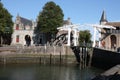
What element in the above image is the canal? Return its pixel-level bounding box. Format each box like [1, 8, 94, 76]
[0, 64, 104, 80]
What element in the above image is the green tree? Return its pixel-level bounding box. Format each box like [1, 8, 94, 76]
[0, 2, 13, 46]
[36, 1, 64, 43]
[79, 30, 92, 46]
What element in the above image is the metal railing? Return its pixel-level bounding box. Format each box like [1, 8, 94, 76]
[106, 30, 120, 34]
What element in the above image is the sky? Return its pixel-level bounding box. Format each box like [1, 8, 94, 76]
[1, 0, 120, 40]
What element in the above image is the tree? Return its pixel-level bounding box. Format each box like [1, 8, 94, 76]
[0, 2, 13, 46]
[79, 30, 92, 46]
[36, 1, 64, 43]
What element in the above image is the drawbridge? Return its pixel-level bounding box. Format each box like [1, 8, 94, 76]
[52, 24, 115, 47]
[51, 33, 67, 46]
[51, 24, 116, 66]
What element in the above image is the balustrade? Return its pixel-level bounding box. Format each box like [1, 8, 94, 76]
[106, 30, 120, 34]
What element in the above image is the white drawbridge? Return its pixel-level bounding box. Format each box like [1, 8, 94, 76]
[57, 24, 80, 46]
[85, 24, 116, 47]
[57, 24, 115, 47]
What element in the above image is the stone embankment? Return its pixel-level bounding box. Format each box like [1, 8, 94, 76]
[0, 46, 76, 64]
[91, 48, 120, 69]
[92, 65, 120, 80]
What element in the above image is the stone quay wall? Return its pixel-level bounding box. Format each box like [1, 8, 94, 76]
[91, 48, 120, 69]
[0, 46, 76, 64]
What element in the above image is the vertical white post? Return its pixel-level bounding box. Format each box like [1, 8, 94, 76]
[76, 32, 79, 46]
[98, 29, 101, 48]
[74, 29, 77, 46]
[67, 28, 71, 46]
[93, 27, 97, 47]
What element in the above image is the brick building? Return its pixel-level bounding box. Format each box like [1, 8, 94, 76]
[100, 11, 120, 49]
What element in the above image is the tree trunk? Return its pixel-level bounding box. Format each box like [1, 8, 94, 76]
[0, 35, 3, 47]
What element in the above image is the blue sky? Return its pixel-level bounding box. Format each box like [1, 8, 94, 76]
[1, 0, 120, 40]
[2, 0, 120, 23]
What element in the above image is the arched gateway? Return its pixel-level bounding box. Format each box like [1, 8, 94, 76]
[25, 35, 31, 46]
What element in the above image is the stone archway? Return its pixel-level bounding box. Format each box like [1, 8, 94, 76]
[110, 35, 116, 49]
[25, 35, 31, 46]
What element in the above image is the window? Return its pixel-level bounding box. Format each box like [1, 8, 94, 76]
[116, 27, 120, 30]
[16, 35, 19, 42]
[16, 24, 19, 30]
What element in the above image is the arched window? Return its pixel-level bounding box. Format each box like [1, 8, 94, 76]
[110, 35, 116, 49]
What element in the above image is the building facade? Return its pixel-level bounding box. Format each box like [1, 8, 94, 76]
[100, 11, 120, 50]
[11, 14, 36, 46]
[11, 14, 72, 46]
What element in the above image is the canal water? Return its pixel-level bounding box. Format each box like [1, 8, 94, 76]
[0, 64, 104, 80]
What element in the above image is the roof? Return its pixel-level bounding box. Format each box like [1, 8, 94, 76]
[100, 11, 120, 27]
[63, 18, 72, 25]
[19, 17, 33, 26]
[105, 22, 120, 27]
[16, 14, 33, 26]
[100, 10, 108, 22]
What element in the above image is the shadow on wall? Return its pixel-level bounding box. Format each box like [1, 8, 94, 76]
[91, 48, 120, 69]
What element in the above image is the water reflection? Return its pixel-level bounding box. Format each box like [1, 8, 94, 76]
[0, 64, 103, 80]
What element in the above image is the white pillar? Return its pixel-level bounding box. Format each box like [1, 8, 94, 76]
[67, 28, 71, 46]
[76, 32, 79, 46]
[98, 29, 101, 47]
[74, 29, 77, 46]
[93, 27, 97, 47]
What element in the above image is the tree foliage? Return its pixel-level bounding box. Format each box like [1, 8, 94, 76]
[0, 2, 13, 45]
[79, 30, 92, 45]
[0, 2, 13, 34]
[35, 1, 64, 42]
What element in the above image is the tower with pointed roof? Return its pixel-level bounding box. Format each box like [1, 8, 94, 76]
[99, 10, 120, 50]
[100, 10, 108, 25]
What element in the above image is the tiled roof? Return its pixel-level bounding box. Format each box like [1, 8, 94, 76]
[20, 17, 32, 26]
[19, 17, 33, 26]
[63, 20, 72, 25]
[63, 18, 72, 25]
[100, 10, 108, 22]
[105, 22, 120, 27]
